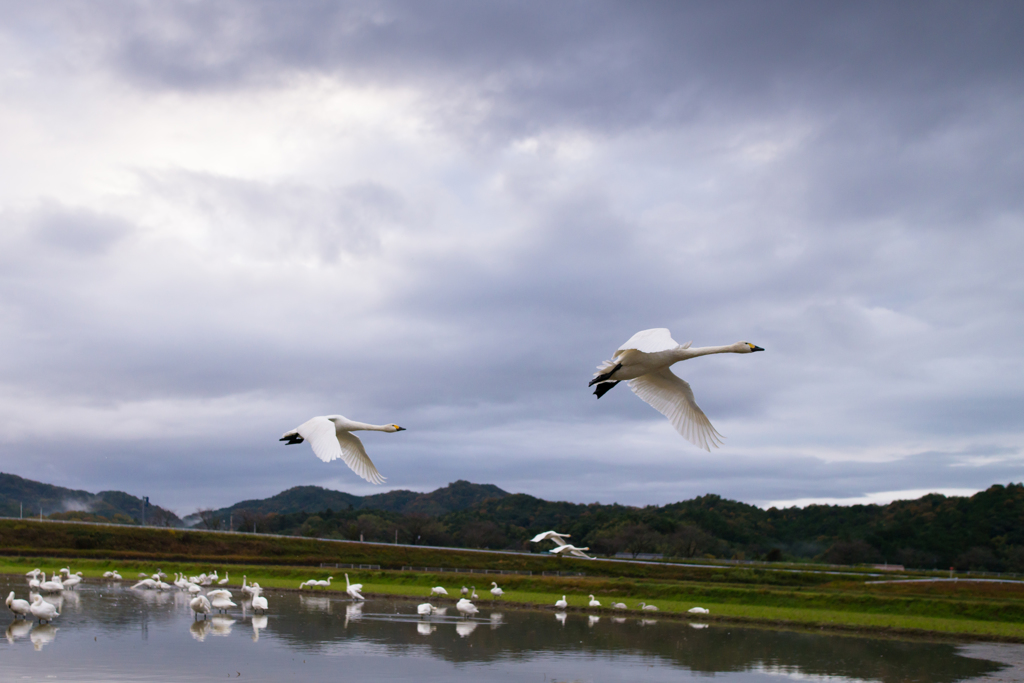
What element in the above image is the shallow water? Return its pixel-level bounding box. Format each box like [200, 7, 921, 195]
[1, 576, 1010, 682]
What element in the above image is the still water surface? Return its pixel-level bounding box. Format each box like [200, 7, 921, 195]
[1, 576, 1009, 682]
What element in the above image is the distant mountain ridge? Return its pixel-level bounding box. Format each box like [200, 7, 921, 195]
[0, 472, 182, 526]
[212, 480, 509, 518]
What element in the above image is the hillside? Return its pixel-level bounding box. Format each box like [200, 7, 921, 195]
[0, 472, 182, 526]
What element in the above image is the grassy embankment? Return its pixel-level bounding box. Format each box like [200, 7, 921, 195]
[3, 519, 1024, 641]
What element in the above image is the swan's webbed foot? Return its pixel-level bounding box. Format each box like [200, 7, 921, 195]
[588, 363, 622, 386]
[593, 381, 620, 399]
[280, 434, 304, 445]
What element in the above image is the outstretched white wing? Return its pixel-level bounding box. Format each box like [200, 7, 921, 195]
[335, 430, 386, 485]
[295, 417, 386, 485]
[629, 368, 724, 451]
[530, 531, 569, 545]
[617, 328, 684, 354]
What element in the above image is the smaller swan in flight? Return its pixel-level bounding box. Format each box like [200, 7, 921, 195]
[590, 329, 763, 451]
[281, 415, 405, 485]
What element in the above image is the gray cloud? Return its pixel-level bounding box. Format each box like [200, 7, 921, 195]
[0, 2, 1021, 513]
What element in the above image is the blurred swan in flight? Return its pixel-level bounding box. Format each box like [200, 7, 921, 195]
[281, 415, 405, 485]
[590, 328, 763, 450]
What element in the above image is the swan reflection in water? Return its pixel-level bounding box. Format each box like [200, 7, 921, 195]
[190, 620, 210, 642]
[455, 621, 478, 638]
[588, 615, 600, 627]
[210, 616, 235, 637]
[416, 622, 435, 636]
[690, 623, 709, 629]
[7, 619, 33, 643]
[300, 595, 332, 613]
[611, 617, 626, 624]
[251, 615, 268, 642]
[343, 603, 362, 628]
[490, 612, 504, 630]
[58, 590, 80, 609]
[554, 611, 567, 627]
[640, 619, 658, 627]
[31, 624, 58, 651]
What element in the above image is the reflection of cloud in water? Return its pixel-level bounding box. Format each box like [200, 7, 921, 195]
[588, 615, 600, 627]
[31, 624, 58, 650]
[417, 622, 435, 636]
[690, 623, 709, 629]
[7, 620, 33, 643]
[456, 621, 478, 638]
[300, 595, 332, 613]
[210, 616, 235, 636]
[555, 612, 567, 627]
[252, 615, 268, 642]
[190, 620, 210, 641]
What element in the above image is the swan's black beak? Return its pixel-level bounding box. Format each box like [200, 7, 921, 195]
[396, 427, 406, 431]
[751, 345, 764, 352]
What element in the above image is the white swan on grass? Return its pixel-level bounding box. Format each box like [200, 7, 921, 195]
[430, 586, 448, 597]
[6, 591, 31, 619]
[638, 602, 659, 611]
[588, 595, 601, 607]
[218, 572, 229, 586]
[554, 595, 568, 610]
[470, 586, 478, 599]
[688, 606, 710, 614]
[312, 577, 333, 590]
[611, 602, 627, 609]
[490, 582, 503, 599]
[590, 329, 763, 451]
[281, 415, 405, 485]
[29, 594, 59, 623]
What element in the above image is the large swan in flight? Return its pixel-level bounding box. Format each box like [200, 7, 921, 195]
[281, 415, 405, 485]
[590, 329, 763, 451]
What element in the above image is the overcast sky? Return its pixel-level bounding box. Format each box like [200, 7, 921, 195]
[1, 1, 1022, 515]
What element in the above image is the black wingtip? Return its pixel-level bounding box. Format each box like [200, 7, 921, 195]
[593, 380, 620, 399]
[280, 435, 304, 445]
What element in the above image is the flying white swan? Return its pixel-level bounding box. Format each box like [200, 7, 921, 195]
[280, 415, 405, 485]
[530, 530, 571, 544]
[549, 544, 593, 559]
[29, 594, 59, 624]
[554, 595, 568, 610]
[6, 592, 31, 619]
[590, 329, 763, 450]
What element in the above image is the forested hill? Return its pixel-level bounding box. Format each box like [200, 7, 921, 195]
[211, 480, 509, 519]
[0, 472, 181, 526]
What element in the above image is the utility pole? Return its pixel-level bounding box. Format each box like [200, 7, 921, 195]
[142, 496, 149, 526]
[229, 513, 233, 531]
[20, 501, 22, 519]
[395, 529, 398, 544]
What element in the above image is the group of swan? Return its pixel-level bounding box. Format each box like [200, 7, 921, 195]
[296, 574, 364, 600]
[530, 530, 593, 559]
[549, 594, 708, 614]
[281, 329, 763, 483]
[417, 581, 505, 618]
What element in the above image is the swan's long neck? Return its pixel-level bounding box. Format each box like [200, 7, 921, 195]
[341, 420, 390, 432]
[674, 343, 742, 360]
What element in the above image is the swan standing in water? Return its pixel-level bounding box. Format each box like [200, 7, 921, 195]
[190, 595, 212, 620]
[455, 598, 478, 616]
[590, 329, 763, 450]
[345, 574, 364, 600]
[39, 574, 65, 593]
[29, 594, 59, 623]
[6, 591, 31, 619]
[251, 594, 269, 613]
[417, 603, 435, 616]
[280, 415, 405, 485]
[62, 572, 83, 590]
